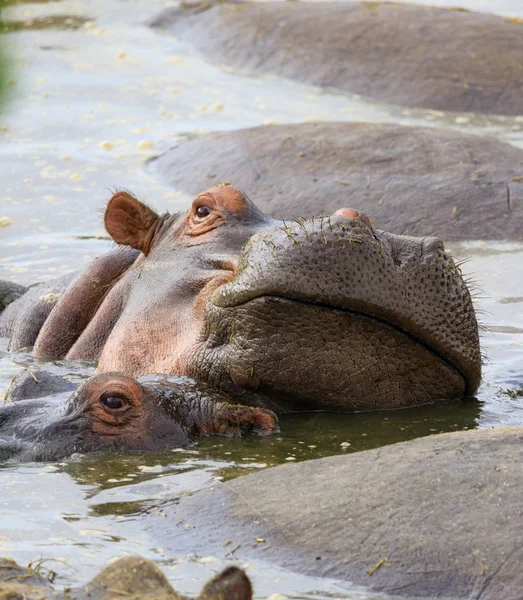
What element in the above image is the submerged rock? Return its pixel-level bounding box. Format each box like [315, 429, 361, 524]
[150, 1, 523, 115]
[0, 556, 252, 600]
[150, 427, 523, 599]
[151, 122, 523, 240]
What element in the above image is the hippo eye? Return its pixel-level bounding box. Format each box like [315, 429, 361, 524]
[196, 205, 212, 219]
[100, 393, 130, 414]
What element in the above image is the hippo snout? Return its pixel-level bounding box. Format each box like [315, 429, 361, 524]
[198, 210, 480, 411]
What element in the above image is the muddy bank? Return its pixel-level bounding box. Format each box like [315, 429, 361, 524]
[151, 2, 523, 116]
[148, 427, 523, 599]
[151, 123, 523, 240]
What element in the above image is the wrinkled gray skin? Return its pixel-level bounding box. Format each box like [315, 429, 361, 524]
[0, 280, 27, 313]
[0, 185, 481, 412]
[151, 123, 523, 241]
[150, 427, 523, 600]
[0, 369, 277, 461]
[0, 556, 252, 600]
[151, 1, 523, 115]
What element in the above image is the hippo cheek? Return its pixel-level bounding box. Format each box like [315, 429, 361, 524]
[95, 269, 236, 377]
[187, 297, 467, 412]
[84, 416, 191, 453]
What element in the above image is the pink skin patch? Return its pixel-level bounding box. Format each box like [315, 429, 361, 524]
[333, 208, 360, 219]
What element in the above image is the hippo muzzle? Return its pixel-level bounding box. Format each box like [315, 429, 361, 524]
[186, 210, 480, 411]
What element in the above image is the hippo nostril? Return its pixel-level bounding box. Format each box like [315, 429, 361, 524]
[333, 208, 373, 230]
[422, 237, 445, 254]
[334, 208, 361, 219]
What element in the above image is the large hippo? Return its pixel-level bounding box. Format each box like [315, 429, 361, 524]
[0, 369, 277, 461]
[0, 555, 252, 600]
[150, 1, 523, 115]
[151, 123, 523, 240]
[149, 427, 523, 600]
[0, 184, 481, 412]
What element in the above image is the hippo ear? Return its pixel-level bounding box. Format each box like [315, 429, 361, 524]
[104, 192, 159, 253]
[199, 567, 252, 600]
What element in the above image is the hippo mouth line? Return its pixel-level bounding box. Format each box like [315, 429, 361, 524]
[224, 294, 468, 391]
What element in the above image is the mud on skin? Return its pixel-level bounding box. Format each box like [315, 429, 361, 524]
[0, 184, 481, 412]
[0, 555, 252, 600]
[150, 1, 523, 115]
[0, 369, 277, 461]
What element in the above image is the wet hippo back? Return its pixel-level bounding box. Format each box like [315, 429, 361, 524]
[149, 427, 523, 600]
[0, 281, 27, 314]
[151, 1, 523, 115]
[151, 123, 523, 240]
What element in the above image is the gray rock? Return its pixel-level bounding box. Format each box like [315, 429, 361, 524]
[150, 1, 523, 115]
[150, 427, 523, 599]
[151, 123, 523, 240]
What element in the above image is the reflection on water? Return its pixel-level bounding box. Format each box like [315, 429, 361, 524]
[55, 398, 483, 488]
[1, 15, 89, 33]
[0, 0, 522, 597]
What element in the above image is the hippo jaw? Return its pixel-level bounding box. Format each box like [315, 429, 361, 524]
[186, 215, 481, 412]
[194, 297, 468, 412]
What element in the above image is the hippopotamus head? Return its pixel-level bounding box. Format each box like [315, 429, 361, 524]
[4, 184, 481, 412]
[0, 370, 277, 461]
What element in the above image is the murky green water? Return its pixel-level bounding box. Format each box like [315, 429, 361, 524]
[0, 0, 522, 597]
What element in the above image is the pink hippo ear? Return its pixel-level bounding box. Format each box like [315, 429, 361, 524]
[104, 192, 159, 254]
[199, 567, 253, 600]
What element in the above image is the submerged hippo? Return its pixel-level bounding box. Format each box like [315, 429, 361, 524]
[151, 1, 523, 115]
[153, 427, 523, 600]
[151, 123, 523, 241]
[0, 370, 277, 461]
[0, 556, 252, 600]
[0, 184, 481, 412]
